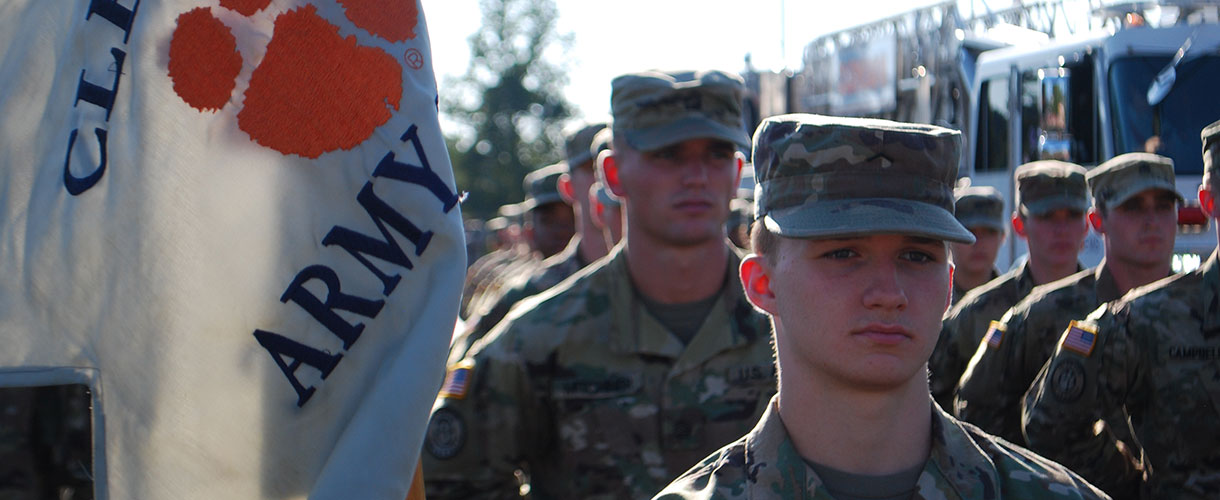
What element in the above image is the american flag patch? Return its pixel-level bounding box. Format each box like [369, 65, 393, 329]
[439, 360, 474, 400]
[1061, 321, 1098, 357]
[984, 321, 1006, 349]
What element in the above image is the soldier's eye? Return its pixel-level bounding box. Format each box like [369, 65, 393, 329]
[902, 250, 936, 263]
[822, 249, 857, 260]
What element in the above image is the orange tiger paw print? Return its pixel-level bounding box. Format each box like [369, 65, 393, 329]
[168, 0, 420, 159]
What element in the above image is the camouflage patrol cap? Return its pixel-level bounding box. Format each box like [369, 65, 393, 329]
[498, 202, 525, 219]
[954, 186, 1006, 232]
[1087, 152, 1181, 210]
[751, 113, 974, 243]
[1203, 120, 1220, 186]
[590, 128, 613, 167]
[564, 122, 608, 169]
[485, 216, 509, 232]
[1014, 160, 1088, 216]
[611, 70, 750, 151]
[522, 162, 568, 211]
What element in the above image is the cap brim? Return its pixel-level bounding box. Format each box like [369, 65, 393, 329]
[763, 198, 976, 244]
[1108, 181, 1183, 207]
[1022, 196, 1089, 216]
[956, 215, 1006, 232]
[622, 116, 750, 151]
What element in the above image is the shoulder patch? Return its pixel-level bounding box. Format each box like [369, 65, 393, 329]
[425, 408, 465, 459]
[1060, 321, 1097, 357]
[438, 360, 474, 399]
[984, 320, 1007, 349]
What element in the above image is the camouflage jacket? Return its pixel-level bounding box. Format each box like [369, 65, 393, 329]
[653, 397, 1109, 499]
[461, 246, 535, 319]
[951, 268, 999, 306]
[422, 245, 776, 500]
[956, 263, 1121, 444]
[930, 261, 1042, 408]
[1024, 251, 1220, 499]
[449, 237, 593, 364]
[465, 254, 540, 320]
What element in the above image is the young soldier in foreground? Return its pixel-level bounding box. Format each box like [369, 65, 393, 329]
[1023, 120, 1220, 499]
[955, 153, 1180, 445]
[654, 114, 1108, 500]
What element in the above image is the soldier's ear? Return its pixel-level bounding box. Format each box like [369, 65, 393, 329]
[1011, 213, 1027, 238]
[1087, 208, 1105, 233]
[734, 152, 745, 190]
[1200, 185, 1217, 218]
[601, 151, 625, 198]
[740, 255, 776, 315]
[945, 263, 955, 315]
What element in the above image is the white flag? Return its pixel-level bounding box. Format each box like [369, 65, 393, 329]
[0, 0, 462, 498]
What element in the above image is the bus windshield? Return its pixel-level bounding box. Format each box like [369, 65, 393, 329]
[1109, 54, 1220, 175]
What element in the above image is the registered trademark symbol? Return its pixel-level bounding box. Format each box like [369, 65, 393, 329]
[404, 48, 424, 70]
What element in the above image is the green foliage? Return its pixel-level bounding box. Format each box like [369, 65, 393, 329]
[443, 0, 574, 220]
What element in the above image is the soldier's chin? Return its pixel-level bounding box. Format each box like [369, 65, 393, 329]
[661, 225, 728, 248]
[841, 362, 927, 394]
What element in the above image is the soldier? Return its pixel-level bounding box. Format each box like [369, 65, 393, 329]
[451, 124, 611, 363]
[422, 70, 775, 499]
[519, 162, 576, 260]
[929, 160, 1090, 407]
[950, 185, 1006, 304]
[1023, 121, 1220, 499]
[462, 164, 573, 325]
[460, 203, 529, 319]
[956, 153, 1180, 445]
[653, 114, 1108, 500]
[560, 122, 613, 261]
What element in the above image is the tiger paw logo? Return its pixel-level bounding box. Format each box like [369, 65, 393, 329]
[168, 0, 419, 159]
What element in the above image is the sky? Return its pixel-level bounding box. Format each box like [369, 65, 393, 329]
[422, 0, 954, 123]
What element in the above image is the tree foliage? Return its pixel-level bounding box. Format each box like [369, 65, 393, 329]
[443, 0, 573, 220]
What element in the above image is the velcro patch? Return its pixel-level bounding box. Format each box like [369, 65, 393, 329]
[1061, 321, 1098, 357]
[984, 320, 1006, 349]
[438, 360, 474, 400]
[425, 408, 465, 460]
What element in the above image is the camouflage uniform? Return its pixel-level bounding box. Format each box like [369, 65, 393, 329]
[955, 263, 1119, 442]
[423, 246, 774, 499]
[448, 237, 592, 365]
[931, 260, 1040, 407]
[930, 161, 1089, 408]
[423, 70, 773, 500]
[461, 204, 533, 319]
[1023, 122, 1220, 499]
[654, 398, 1109, 500]
[462, 164, 569, 323]
[460, 242, 526, 319]
[952, 269, 997, 305]
[1023, 253, 1220, 498]
[957, 153, 1181, 444]
[451, 125, 613, 363]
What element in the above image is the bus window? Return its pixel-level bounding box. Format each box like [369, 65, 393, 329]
[1021, 70, 1041, 165]
[975, 77, 1010, 173]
